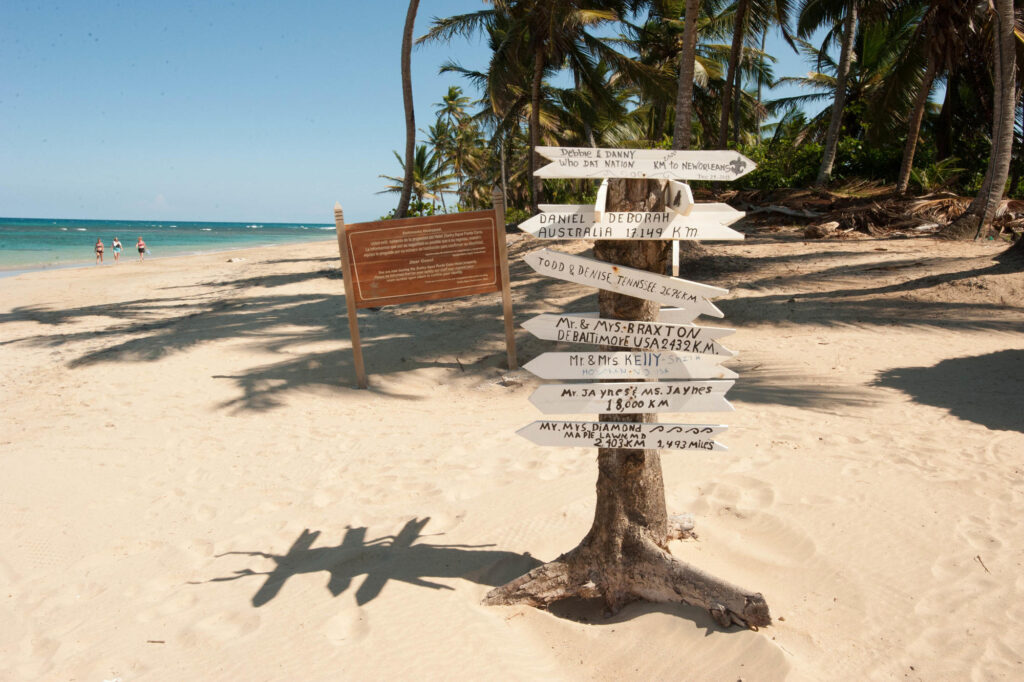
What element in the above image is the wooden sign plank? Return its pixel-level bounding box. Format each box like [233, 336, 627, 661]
[529, 380, 734, 415]
[523, 249, 725, 318]
[522, 313, 736, 356]
[565, 308, 703, 324]
[520, 205, 744, 241]
[594, 178, 609, 222]
[665, 180, 695, 216]
[517, 420, 728, 450]
[523, 351, 738, 380]
[535, 147, 756, 181]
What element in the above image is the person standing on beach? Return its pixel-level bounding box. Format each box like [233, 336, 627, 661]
[112, 237, 122, 263]
[95, 238, 104, 265]
[136, 236, 146, 261]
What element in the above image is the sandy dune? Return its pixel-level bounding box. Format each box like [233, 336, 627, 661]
[1, 227, 1022, 680]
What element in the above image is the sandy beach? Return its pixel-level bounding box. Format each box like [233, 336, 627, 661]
[1, 227, 1022, 681]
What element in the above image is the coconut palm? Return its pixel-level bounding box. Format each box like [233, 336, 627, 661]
[396, 0, 420, 219]
[420, 1, 634, 213]
[379, 145, 457, 213]
[718, 0, 795, 149]
[891, 0, 978, 194]
[795, 0, 864, 185]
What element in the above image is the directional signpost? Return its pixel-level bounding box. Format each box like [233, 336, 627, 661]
[517, 421, 728, 451]
[522, 313, 735, 356]
[523, 248, 725, 319]
[523, 351, 738, 381]
[488, 146, 773, 628]
[529, 380, 733, 415]
[519, 204, 744, 241]
[535, 147, 756, 181]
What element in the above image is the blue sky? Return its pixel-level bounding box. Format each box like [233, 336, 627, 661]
[1, 1, 820, 224]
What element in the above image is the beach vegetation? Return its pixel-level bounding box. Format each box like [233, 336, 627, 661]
[380, 0, 1021, 245]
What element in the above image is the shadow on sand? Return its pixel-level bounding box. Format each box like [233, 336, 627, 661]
[199, 517, 542, 607]
[874, 349, 1024, 433]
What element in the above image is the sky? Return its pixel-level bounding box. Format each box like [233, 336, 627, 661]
[1, 1, 820, 224]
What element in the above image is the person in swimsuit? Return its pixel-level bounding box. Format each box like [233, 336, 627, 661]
[112, 237, 122, 263]
[95, 238, 104, 265]
[137, 236, 146, 261]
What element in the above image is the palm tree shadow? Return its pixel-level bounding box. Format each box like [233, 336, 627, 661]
[198, 518, 542, 607]
[874, 349, 1024, 433]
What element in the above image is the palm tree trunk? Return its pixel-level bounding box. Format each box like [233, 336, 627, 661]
[942, 0, 1018, 240]
[731, 47, 743, 146]
[672, 0, 702, 150]
[528, 46, 545, 214]
[395, 0, 420, 219]
[896, 54, 938, 195]
[975, 0, 1018, 234]
[815, 0, 857, 187]
[718, 0, 748, 149]
[500, 137, 509, 211]
[756, 26, 766, 132]
[935, 68, 956, 160]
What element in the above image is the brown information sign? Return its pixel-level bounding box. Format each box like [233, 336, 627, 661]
[334, 193, 517, 388]
[342, 211, 501, 308]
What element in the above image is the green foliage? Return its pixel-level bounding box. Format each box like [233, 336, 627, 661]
[831, 136, 903, 184]
[740, 140, 823, 190]
[379, 199, 437, 220]
[910, 157, 965, 193]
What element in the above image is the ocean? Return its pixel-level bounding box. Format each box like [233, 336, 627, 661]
[0, 216, 336, 274]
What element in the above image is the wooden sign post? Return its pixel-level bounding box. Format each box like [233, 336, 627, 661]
[334, 188, 516, 388]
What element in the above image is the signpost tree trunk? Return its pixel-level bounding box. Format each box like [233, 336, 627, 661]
[485, 178, 770, 628]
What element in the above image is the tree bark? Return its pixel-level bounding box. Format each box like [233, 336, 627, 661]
[942, 0, 1018, 239]
[815, 0, 857, 187]
[395, 0, 420, 219]
[673, 0, 703, 150]
[718, 0, 748, 149]
[896, 54, 938, 195]
[485, 178, 770, 628]
[528, 46, 545, 214]
[935, 67, 956, 160]
[975, 0, 1017, 233]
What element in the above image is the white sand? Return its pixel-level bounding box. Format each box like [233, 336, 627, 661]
[1, 230, 1022, 680]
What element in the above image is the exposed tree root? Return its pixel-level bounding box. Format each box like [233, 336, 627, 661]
[484, 538, 770, 629]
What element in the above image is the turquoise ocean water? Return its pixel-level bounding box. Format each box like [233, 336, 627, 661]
[0, 216, 336, 274]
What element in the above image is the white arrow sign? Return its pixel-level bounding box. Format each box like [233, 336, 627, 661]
[529, 380, 734, 415]
[517, 420, 729, 450]
[666, 181, 695, 215]
[520, 204, 744, 240]
[523, 351, 738, 381]
[522, 313, 736, 356]
[535, 147, 756, 181]
[523, 249, 726, 319]
[566, 308, 706, 325]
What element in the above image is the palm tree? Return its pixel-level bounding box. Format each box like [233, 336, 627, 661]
[395, 0, 421, 219]
[673, 0, 704, 148]
[420, 1, 629, 213]
[796, 0, 861, 186]
[718, 0, 794, 149]
[893, 0, 976, 194]
[943, 0, 1021, 240]
[379, 145, 457, 213]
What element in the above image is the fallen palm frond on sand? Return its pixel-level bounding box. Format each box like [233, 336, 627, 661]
[717, 186, 1024, 240]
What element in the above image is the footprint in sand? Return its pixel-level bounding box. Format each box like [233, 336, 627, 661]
[322, 608, 371, 645]
[188, 609, 261, 643]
